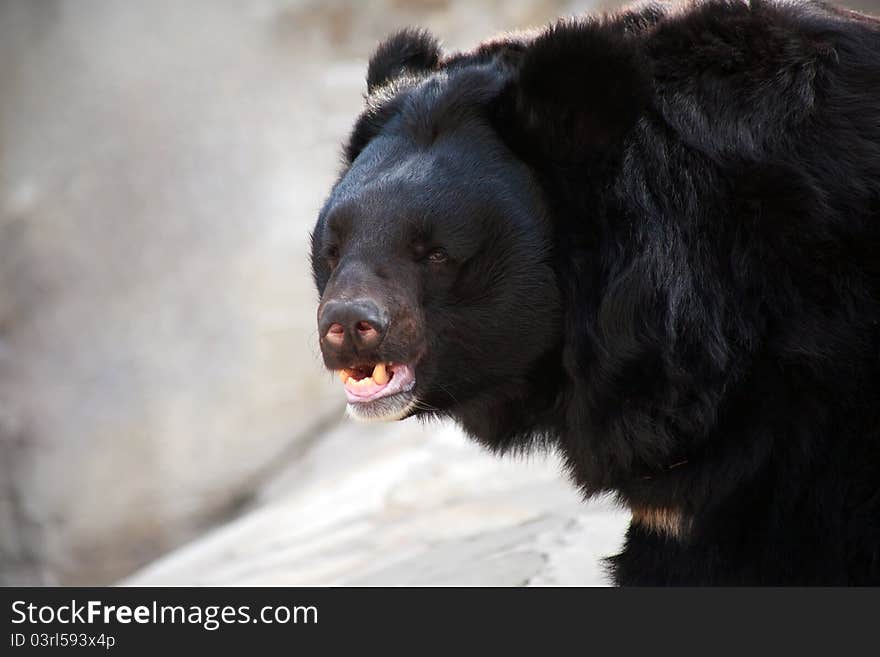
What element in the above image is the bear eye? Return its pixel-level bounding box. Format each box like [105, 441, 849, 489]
[325, 245, 340, 268]
[426, 247, 448, 264]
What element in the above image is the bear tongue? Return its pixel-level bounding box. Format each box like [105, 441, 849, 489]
[343, 367, 392, 400]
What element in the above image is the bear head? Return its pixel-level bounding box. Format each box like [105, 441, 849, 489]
[311, 22, 648, 450]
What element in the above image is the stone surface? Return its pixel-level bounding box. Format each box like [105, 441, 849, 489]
[125, 418, 629, 586]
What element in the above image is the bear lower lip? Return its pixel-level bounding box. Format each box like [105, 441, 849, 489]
[345, 390, 418, 422]
[343, 363, 416, 403]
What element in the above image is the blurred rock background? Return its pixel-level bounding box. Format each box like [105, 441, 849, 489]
[1, 0, 877, 586]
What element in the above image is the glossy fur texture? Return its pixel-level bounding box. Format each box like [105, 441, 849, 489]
[311, 0, 880, 585]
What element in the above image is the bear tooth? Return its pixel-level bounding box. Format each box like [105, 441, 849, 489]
[338, 370, 349, 382]
[373, 363, 389, 385]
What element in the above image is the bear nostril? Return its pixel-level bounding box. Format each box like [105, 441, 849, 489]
[325, 323, 345, 345]
[354, 320, 383, 348]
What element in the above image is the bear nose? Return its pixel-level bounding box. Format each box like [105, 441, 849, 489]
[319, 298, 389, 352]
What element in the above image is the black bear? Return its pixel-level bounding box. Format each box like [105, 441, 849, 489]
[311, 0, 880, 585]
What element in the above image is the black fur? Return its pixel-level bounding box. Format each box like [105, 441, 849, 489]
[312, 0, 880, 585]
[367, 27, 442, 92]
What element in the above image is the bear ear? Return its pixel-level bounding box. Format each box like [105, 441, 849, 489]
[505, 19, 649, 161]
[366, 28, 442, 93]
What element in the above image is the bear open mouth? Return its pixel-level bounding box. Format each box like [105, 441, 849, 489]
[337, 362, 416, 404]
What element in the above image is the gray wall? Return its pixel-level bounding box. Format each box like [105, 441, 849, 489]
[0, 0, 593, 586]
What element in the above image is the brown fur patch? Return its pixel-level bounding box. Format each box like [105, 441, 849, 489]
[630, 506, 690, 540]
